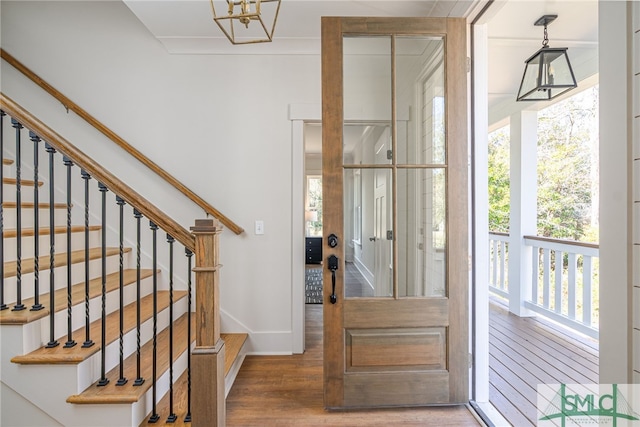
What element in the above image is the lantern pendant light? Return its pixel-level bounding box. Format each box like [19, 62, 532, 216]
[516, 15, 577, 101]
[210, 0, 281, 45]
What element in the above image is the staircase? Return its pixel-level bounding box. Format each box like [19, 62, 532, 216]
[0, 100, 247, 426]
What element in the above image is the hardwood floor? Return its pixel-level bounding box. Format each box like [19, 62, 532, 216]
[489, 299, 599, 426]
[226, 305, 480, 426]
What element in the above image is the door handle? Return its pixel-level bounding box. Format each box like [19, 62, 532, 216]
[327, 254, 338, 304]
[369, 236, 376, 242]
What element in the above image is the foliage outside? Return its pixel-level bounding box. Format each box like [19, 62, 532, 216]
[306, 176, 323, 236]
[488, 86, 599, 243]
[488, 87, 600, 329]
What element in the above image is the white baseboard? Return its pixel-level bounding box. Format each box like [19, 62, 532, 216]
[353, 257, 374, 291]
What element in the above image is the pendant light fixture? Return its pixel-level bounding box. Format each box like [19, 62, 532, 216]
[516, 15, 577, 101]
[210, 0, 281, 45]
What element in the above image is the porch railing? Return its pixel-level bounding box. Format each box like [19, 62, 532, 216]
[488, 232, 599, 339]
[488, 232, 509, 298]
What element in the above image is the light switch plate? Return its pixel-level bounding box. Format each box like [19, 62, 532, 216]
[255, 220, 264, 235]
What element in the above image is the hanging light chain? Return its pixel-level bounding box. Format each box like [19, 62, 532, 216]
[542, 24, 549, 48]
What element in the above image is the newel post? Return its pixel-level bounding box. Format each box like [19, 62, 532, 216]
[190, 219, 225, 426]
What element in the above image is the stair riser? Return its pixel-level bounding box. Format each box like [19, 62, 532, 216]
[8, 275, 155, 355]
[3, 254, 127, 305]
[39, 277, 158, 354]
[134, 347, 190, 426]
[2, 183, 42, 202]
[5, 297, 189, 397]
[78, 297, 189, 394]
[2, 230, 101, 262]
[4, 207, 68, 229]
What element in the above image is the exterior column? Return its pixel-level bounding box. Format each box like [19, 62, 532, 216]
[508, 110, 537, 316]
[190, 219, 225, 427]
[598, 0, 631, 384]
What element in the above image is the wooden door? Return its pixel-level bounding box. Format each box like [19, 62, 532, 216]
[322, 17, 468, 409]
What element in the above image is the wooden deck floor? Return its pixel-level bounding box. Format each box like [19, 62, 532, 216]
[489, 300, 599, 426]
[226, 304, 480, 426]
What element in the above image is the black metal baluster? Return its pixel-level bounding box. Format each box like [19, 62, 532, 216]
[97, 182, 109, 386]
[166, 234, 176, 423]
[184, 249, 193, 423]
[116, 196, 127, 386]
[11, 119, 25, 311]
[148, 221, 159, 423]
[133, 208, 144, 386]
[81, 170, 94, 348]
[29, 132, 44, 311]
[62, 157, 75, 348]
[45, 143, 58, 348]
[0, 110, 7, 311]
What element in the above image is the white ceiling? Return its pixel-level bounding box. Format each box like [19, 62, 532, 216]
[123, 0, 599, 151]
[124, 0, 483, 55]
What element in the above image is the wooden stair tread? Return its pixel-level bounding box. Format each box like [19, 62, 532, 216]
[3, 201, 68, 209]
[4, 225, 101, 238]
[139, 333, 248, 425]
[223, 333, 248, 376]
[0, 268, 155, 324]
[3, 177, 43, 186]
[3, 246, 131, 278]
[3, 158, 14, 165]
[67, 312, 194, 404]
[11, 290, 186, 364]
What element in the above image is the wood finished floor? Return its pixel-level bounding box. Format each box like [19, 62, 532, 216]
[226, 304, 480, 426]
[488, 299, 599, 427]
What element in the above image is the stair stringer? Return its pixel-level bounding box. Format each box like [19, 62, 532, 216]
[2, 377, 65, 426]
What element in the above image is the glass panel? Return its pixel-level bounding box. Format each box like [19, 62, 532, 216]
[396, 168, 446, 297]
[344, 168, 393, 298]
[343, 36, 392, 165]
[305, 176, 322, 237]
[395, 36, 445, 165]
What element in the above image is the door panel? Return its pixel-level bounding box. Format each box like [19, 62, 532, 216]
[346, 327, 447, 370]
[322, 16, 468, 409]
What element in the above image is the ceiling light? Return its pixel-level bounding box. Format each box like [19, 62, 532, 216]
[210, 0, 281, 45]
[516, 15, 577, 102]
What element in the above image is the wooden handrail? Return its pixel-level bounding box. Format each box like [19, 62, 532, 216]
[1, 93, 196, 251]
[1, 49, 244, 235]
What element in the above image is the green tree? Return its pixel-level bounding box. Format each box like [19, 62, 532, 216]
[536, 87, 599, 241]
[488, 126, 511, 233]
[487, 86, 599, 242]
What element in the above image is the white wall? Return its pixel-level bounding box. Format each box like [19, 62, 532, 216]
[1, 0, 320, 354]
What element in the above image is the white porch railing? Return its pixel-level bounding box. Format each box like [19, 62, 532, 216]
[488, 232, 509, 298]
[488, 232, 599, 339]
